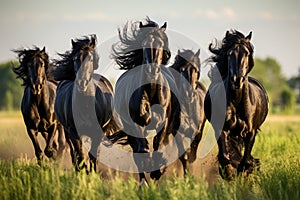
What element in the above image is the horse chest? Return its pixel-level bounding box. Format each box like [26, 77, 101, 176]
[224, 104, 248, 136]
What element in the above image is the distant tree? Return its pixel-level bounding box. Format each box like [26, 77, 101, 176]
[0, 60, 23, 111]
[281, 87, 295, 114]
[250, 57, 295, 113]
[287, 68, 300, 103]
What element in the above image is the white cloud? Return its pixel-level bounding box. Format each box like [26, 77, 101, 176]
[223, 7, 236, 19]
[205, 9, 218, 19]
[259, 11, 273, 20]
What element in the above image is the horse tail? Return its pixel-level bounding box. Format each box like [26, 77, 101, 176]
[106, 130, 128, 145]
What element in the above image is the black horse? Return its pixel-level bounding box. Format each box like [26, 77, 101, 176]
[12, 47, 66, 164]
[112, 18, 181, 185]
[53, 35, 120, 173]
[204, 30, 269, 179]
[169, 49, 207, 175]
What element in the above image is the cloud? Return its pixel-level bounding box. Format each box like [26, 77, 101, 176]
[203, 7, 236, 21]
[223, 7, 236, 19]
[205, 9, 218, 19]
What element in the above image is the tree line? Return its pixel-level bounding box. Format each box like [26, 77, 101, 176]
[0, 57, 298, 113]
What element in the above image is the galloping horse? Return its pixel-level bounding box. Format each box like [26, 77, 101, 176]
[112, 18, 178, 184]
[53, 35, 119, 173]
[169, 49, 206, 175]
[204, 30, 269, 179]
[13, 47, 66, 164]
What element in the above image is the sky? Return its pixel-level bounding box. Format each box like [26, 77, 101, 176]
[0, 0, 300, 80]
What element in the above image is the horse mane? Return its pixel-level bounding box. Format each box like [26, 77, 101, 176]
[112, 17, 171, 70]
[170, 49, 200, 76]
[12, 47, 52, 86]
[208, 29, 254, 82]
[53, 36, 98, 81]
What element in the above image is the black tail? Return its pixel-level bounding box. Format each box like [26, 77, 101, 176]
[106, 130, 128, 145]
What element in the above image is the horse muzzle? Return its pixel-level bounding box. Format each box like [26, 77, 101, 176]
[76, 79, 89, 92]
[145, 64, 160, 80]
[32, 84, 43, 95]
[231, 76, 245, 90]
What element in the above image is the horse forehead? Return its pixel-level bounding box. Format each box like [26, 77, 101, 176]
[30, 55, 44, 68]
[230, 44, 249, 56]
[143, 33, 164, 48]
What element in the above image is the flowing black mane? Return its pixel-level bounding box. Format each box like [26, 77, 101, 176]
[112, 18, 171, 70]
[12, 47, 51, 86]
[53, 36, 99, 81]
[171, 49, 200, 78]
[208, 30, 254, 82]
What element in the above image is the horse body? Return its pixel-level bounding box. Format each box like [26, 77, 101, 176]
[204, 30, 268, 179]
[54, 35, 118, 172]
[112, 18, 174, 184]
[169, 49, 206, 175]
[13, 47, 65, 164]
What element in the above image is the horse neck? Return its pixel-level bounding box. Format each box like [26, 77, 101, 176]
[140, 68, 170, 104]
[226, 76, 249, 106]
[75, 75, 96, 97]
[30, 80, 50, 105]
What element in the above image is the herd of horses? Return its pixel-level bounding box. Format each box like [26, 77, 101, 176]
[12, 18, 268, 184]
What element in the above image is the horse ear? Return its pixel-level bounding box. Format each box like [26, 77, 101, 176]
[139, 22, 144, 28]
[90, 34, 97, 47]
[195, 49, 200, 57]
[177, 49, 180, 55]
[160, 22, 167, 31]
[71, 39, 76, 47]
[246, 31, 252, 42]
[226, 30, 230, 38]
[41, 46, 46, 52]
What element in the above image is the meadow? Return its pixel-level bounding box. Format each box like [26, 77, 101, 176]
[0, 111, 299, 200]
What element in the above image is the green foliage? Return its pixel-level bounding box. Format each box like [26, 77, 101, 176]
[250, 57, 295, 114]
[0, 60, 23, 111]
[280, 87, 295, 114]
[287, 68, 300, 103]
[0, 119, 299, 200]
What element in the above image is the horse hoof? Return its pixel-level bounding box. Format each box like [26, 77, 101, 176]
[150, 169, 162, 180]
[139, 178, 149, 188]
[102, 138, 113, 147]
[220, 164, 235, 180]
[45, 148, 57, 159]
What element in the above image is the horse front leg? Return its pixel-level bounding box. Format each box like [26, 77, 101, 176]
[238, 130, 257, 175]
[56, 124, 68, 158]
[27, 128, 44, 165]
[217, 130, 235, 180]
[218, 130, 230, 163]
[66, 127, 82, 172]
[44, 123, 58, 159]
[150, 122, 168, 180]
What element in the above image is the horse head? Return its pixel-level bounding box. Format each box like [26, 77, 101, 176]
[13, 47, 49, 95]
[140, 21, 170, 80]
[227, 31, 253, 90]
[72, 35, 99, 93]
[172, 49, 200, 98]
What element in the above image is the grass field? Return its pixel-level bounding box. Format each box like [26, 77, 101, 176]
[0, 112, 299, 199]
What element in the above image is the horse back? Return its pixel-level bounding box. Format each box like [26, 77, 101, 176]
[247, 77, 269, 130]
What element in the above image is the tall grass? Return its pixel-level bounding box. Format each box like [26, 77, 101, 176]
[0, 119, 299, 199]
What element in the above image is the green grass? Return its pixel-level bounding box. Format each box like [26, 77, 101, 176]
[0, 116, 299, 199]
